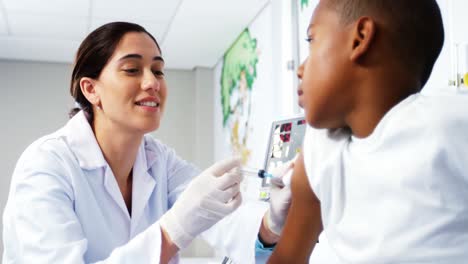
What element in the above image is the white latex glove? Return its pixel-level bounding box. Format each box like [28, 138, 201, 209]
[159, 157, 243, 249]
[265, 159, 295, 236]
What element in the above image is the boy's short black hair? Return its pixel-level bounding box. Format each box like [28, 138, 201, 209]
[324, 0, 444, 89]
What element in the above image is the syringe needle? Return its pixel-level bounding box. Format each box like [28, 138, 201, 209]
[240, 168, 285, 187]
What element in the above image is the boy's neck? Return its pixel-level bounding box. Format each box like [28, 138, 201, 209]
[346, 68, 420, 138]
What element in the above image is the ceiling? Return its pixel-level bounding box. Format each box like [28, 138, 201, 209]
[0, 0, 269, 69]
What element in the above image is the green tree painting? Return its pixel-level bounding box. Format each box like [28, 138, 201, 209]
[220, 28, 259, 163]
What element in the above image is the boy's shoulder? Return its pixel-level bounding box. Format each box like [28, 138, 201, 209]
[303, 91, 468, 154]
[371, 91, 468, 133]
[378, 91, 468, 152]
[403, 91, 468, 130]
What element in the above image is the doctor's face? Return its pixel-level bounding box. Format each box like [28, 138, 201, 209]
[94, 32, 167, 134]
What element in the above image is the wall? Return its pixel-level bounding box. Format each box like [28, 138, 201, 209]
[193, 67, 215, 169]
[424, 0, 452, 92]
[152, 69, 197, 162]
[0, 60, 73, 256]
[160, 66, 216, 258]
[213, 3, 279, 170]
[0, 61, 73, 230]
[179, 67, 217, 258]
[0, 60, 207, 257]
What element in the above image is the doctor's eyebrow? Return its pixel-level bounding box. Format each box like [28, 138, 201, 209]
[118, 54, 165, 62]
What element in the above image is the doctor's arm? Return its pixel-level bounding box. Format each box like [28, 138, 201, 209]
[267, 154, 323, 264]
[8, 145, 242, 264]
[8, 147, 169, 263]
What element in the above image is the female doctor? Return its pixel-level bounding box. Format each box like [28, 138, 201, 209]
[2, 22, 291, 263]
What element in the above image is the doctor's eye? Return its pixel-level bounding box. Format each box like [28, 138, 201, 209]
[152, 70, 165, 77]
[123, 68, 140, 74]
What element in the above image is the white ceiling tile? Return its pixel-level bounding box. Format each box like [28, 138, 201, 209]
[0, 36, 80, 63]
[90, 18, 167, 42]
[3, 0, 89, 16]
[162, 0, 269, 69]
[1, 0, 271, 69]
[8, 13, 88, 41]
[92, 0, 182, 22]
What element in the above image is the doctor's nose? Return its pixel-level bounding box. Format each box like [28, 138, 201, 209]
[141, 71, 161, 92]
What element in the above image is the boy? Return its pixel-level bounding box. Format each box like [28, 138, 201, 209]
[269, 0, 468, 263]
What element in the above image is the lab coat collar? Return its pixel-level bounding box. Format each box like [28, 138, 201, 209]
[102, 141, 157, 224]
[131, 140, 157, 228]
[65, 111, 158, 172]
[65, 111, 107, 170]
[143, 136, 158, 171]
[66, 112, 158, 227]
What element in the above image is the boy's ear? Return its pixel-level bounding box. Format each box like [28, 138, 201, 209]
[350, 17, 376, 62]
[79, 77, 100, 107]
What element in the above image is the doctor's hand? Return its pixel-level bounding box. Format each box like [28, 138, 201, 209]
[160, 157, 243, 249]
[262, 159, 295, 239]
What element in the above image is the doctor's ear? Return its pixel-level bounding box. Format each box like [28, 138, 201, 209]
[79, 77, 101, 107]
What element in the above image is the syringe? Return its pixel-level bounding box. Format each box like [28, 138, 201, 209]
[240, 167, 285, 187]
[240, 167, 272, 178]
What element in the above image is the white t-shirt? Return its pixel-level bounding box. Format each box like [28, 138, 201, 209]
[303, 92, 468, 263]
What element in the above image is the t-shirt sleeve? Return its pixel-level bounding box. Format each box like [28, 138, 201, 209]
[302, 126, 350, 201]
[302, 125, 321, 198]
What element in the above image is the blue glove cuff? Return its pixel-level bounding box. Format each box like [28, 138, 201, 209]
[255, 235, 276, 253]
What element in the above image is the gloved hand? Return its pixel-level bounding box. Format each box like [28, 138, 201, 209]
[264, 159, 295, 236]
[159, 157, 243, 249]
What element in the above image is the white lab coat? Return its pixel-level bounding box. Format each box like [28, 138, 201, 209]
[2, 111, 268, 264]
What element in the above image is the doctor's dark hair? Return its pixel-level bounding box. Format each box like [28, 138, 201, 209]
[323, 0, 444, 89]
[69, 22, 161, 119]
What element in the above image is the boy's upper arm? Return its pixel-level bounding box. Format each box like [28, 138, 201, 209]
[268, 153, 323, 264]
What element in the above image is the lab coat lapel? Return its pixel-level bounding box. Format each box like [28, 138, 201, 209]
[103, 166, 131, 220]
[66, 111, 130, 219]
[66, 111, 107, 169]
[67, 113, 158, 234]
[130, 140, 156, 236]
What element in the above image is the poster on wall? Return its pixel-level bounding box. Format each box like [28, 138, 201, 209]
[214, 4, 275, 170]
[220, 29, 259, 165]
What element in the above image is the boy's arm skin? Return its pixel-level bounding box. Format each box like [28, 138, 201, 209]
[267, 153, 323, 264]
